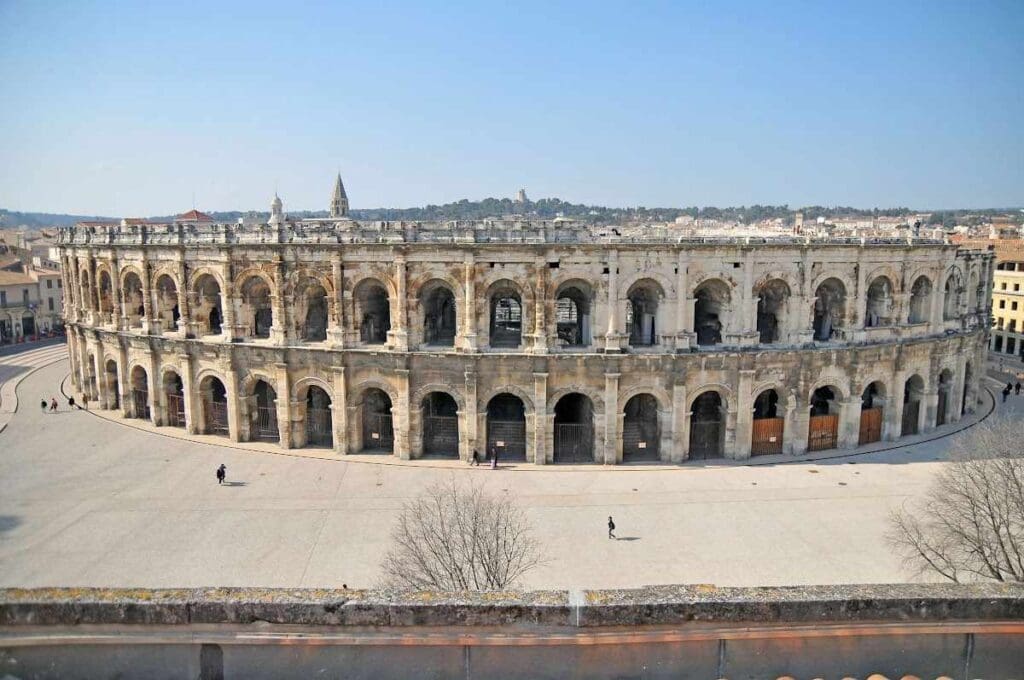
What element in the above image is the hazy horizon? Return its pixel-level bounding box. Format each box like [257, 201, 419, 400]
[2, 1, 1022, 216]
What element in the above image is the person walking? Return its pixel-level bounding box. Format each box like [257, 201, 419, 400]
[1003, 385, 1012, 403]
[608, 516, 616, 540]
[49, 397, 58, 412]
[1016, 382, 1022, 396]
[470, 449, 480, 466]
[40, 398, 47, 413]
[82, 394, 89, 410]
[68, 395, 76, 410]
[216, 464, 226, 485]
[490, 446, 499, 469]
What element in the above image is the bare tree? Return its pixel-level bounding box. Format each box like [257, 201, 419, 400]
[888, 416, 1024, 583]
[380, 479, 543, 590]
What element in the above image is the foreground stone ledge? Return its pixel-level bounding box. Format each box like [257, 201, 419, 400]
[2, 583, 1023, 628]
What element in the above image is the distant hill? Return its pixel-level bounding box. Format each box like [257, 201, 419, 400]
[3, 200, 1021, 229]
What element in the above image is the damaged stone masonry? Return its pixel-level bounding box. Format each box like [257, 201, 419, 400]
[57, 180, 994, 464]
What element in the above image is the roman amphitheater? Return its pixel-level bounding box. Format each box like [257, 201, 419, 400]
[57, 187, 994, 465]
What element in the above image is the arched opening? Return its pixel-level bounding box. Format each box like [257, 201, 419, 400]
[756, 280, 789, 344]
[79, 271, 91, 316]
[251, 379, 279, 441]
[808, 386, 840, 451]
[859, 381, 885, 444]
[751, 389, 784, 455]
[154, 274, 180, 333]
[813, 278, 846, 342]
[486, 393, 526, 461]
[626, 281, 660, 347]
[239, 276, 273, 339]
[694, 279, 730, 346]
[937, 369, 954, 427]
[301, 284, 329, 342]
[943, 275, 960, 321]
[422, 284, 457, 347]
[553, 393, 594, 463]
[689, 391, 724, 459]
[355, 280, 390, 344]
[555, 282, 592, 347]
[122, 272, 144, 328]
[622, 394, 660, 462]
[163, 371, 185, 428]
[421, 392, 459, 457]
[129, 365, 150, 420]
[489, 286, 522, 348]
[305, 385, 333, 448]
[193, 274, 223, 336]
[360, 388, 394, 453]
[962, 362, 973, 415]
[103, 359, 120, 409]
[908, 276, 932, 324]
[21, 311, 35, 338]
[902, 375, 925, 436]
[85, 353, 98, 399]
[97, 271, 113, 319]
[0, 317, 10, 344]
[199, 376, 228, 436]
[864, 276, 894, 327]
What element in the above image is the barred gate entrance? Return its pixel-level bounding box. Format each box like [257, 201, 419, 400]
[255, 406, 279, 441]
[553, 393, 594, 463]
[807, 414, 838, 451]
[751, 417, 784, 455]
[936, 390, 948, 427]
[204, 400, 229, 435]
[688, 391, 723, 460]
[622, 394, 659, 462]
[486, 419, 526, 460]
[166, 394, 186, 428]
[422, 392, 459, 457]
[902, 400, 920, 436]
[306, 407, 332, 447]
[131, 388, 150, 420]
[859, 407, 883, 445]
[362, 413, 394, 451]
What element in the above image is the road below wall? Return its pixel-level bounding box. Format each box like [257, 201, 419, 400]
[1, 353, 1023, 591]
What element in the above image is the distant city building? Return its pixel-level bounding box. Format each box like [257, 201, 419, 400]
[0, 259, 63, 343]
[515, 188, 528, 203]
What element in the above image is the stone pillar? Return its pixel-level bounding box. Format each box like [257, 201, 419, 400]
[734, 369, 754, 459]
[270, 260, 287, 345]
[388, 256, 409, 351]
[672, 383, 687, 462]
[460, 253, 478, 352]
[91, 345, 103, 404]
[922, 389, 938, 433]
[675, 251, 691, 351]
[180, 353, 197, 434]
[462, 369, 478, 461]
[176, 260, 191, 336]
[327, 256, 345, 348]
[140, 259, 154, 335]
[225, 363, 242, 442]
[604, 372, 619, 464]
[117, 344, 131, 418]
[395, 368, 411, 458]
[782, 398, 796, 455]
[331, 367, 348, 454]
[531, 259, 548, 353]
[533, 372, 548, 464]
[885, 372, 905, 441]
[604, 250, 623, 352]
[146, 349, 162, 425]
[839, 396, 861, 448]
[275, 362, 292, 448]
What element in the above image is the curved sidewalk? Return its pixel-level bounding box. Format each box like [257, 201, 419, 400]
[0, 340, 70, 434]
[61, 365, 999, 472]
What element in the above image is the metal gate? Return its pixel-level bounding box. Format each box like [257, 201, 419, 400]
[936, 390, 948, 427]
[166, 394, 185, 428]
[487, 419, 526, 461]
[622, 421, 659, 461]
[204, 400, 229, 435]
[688, 419, 722, 460]
[131, 388, 150, 420]
[858, 407, 882, 445]
[807, 414, 839, 452]
[423, 415, 459, 456]
[554, 423, 593, 463]
[751, 417, 784, 455]
[255, 406, 279, 441]
[902, 400, 920, 436]
[363, 413, 394, 452]
[306, 407, 333, 447]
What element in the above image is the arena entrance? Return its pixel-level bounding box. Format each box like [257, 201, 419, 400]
[164, 371, 185, 428]
[688, 391, 724, 459]
[902, 375, 924, 436]
[104, 359, 120, 410]
[200, 376, 229, 436]
[130, 365, 150, 420]
[361, 388, 394, 453]
[622, 394, 659, 462]
[859, 382, 884, 445]
[936, 369, 953, 426]
[554, 393, 594, 464]
[807, 386, 840, 452]
[751, 389, 783, 455]
[305, 386, 333, 448]
[422, 392, 459, 458]
[252, 380, 279, 441]
[486, 393, 526, 461]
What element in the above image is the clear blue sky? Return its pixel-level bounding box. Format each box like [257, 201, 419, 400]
[1, 0, 1022, 216]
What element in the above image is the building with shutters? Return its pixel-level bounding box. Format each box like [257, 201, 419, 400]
[57, 177, 993, 464]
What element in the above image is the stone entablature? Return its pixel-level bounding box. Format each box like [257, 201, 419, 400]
[57, 226, 993, 465]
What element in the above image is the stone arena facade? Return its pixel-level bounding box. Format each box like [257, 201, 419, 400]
[57, 203, 993, 464]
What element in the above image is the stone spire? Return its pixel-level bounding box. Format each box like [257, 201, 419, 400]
[330, 173, 349, 218]
[269, 193, 284, 226]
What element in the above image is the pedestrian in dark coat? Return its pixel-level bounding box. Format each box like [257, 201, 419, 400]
[68, 396, 76, 409]
[470, 449, 480, 466]
[216, 464, 226, 485]
[608, 516, 616, 539]
[490, 446, 498, 469]
[1016, 382, 1022, 396]
[1003, 385, 1012, 403]
[40, 399, 47, 413]
[82, 394, 89, 410]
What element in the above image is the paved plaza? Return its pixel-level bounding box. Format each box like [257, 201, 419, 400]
[0, 345, 1019, 591]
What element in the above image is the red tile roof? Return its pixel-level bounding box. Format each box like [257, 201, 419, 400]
[176, 209, 213, 222]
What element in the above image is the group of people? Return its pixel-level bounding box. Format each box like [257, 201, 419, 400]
[1002, 381, 1022, 402]
[39, 394, 86, 412]
[469, 447, 500, 468]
